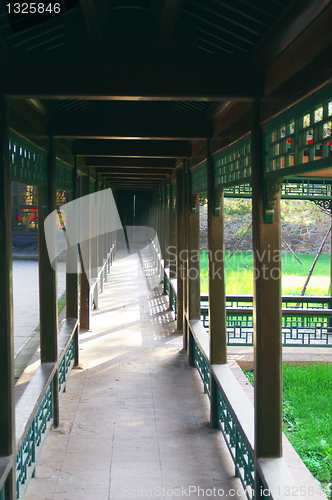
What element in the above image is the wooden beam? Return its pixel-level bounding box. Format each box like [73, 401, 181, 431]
[108, 181, 161, 187]
[265, 3, 332, 95]
[261, 41, 332, 124]
[253, 0, 330, 69]
[87, 157, 176, 168]
[108, 177, 161, 182]
[109, 180, 160, 186]
[79, 0, 102, 43]
[160, 0, 184, 41]
[211, 108, 251, 156]
[73, 139, 192, 158]
[109, 185, 157, 190]
[48, 110, 212, 139]
[97, 168, 173, 175]
[298, 170, 332, 178]
[0, 52, 264, 100]
[103, 174, 167, 180]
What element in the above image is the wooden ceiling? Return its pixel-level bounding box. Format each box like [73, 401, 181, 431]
[1, 0, 331, 189]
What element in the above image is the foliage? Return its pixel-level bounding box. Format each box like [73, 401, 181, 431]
[207, 198, 331, 226]
[244, 364, 332, 492]
[199, 195, 207, 206]
[223, 198, 251, 221]
[280, 200, 330, 225]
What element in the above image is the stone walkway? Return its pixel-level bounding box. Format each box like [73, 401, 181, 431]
[24, 249, 246, 500]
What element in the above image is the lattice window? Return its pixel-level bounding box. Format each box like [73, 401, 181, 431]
[214, 135, 251, 187]
[191, 161, 207, 194]
[9, 132, 47, 184]
[89, 178, 95, 194]
[267, 120, 295, 172]
[265, 90, 332, 173]
[56, 160, 73, 192]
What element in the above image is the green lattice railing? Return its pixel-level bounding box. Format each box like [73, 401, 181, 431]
[192, 336, 210, 397]
[200, 295, 332, 346]
[191, 328, 254, 500]
[224, 179, 332, 200]
[164, 270, 169, 294]
[171, 284, 177, 314]
[216, 385, 254, 499]
[224, 184, 253, 198]
[58, 336, 75, 395]
[281, 178, 332, 199]
[15, 323, 77, 500]
[16, 384, 53, 499]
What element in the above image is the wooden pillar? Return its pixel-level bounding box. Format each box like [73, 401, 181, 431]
[104, 183, 109, 263]
[169, 180, 177, 313]
[208, 146, 227, 365]
[164, 180, 171, 298]
[170, 181, 177, 279]
[98, 177, 104, 268]
[101, 182, 107, 281]
[154, 192, 158, 270]
[157, 188, 162, 277]
[0, 95, 16, 500]
[176, 164, 185, 337]
[167, 176, 176, 310]
[183, 161, 189, 342]
[66, 156, 79, 365]
[80, 172, 91, 330]
[187, 180, 200, 366]
[207, 140, 227, 428]
[252, 100, 282, 489]
[91, 177, 99, 309]
[39, 136, 59, 426]
[108, 184, 113, 265]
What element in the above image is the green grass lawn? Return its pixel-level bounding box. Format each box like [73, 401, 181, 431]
[245, 364, 332, 493]
[200, 251, 330, 296]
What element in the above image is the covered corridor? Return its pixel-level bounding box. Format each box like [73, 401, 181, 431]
[24, 249, 246, 500]
[1, 1, 332, 499]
